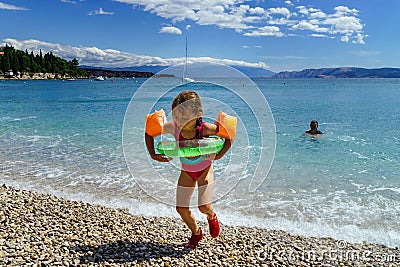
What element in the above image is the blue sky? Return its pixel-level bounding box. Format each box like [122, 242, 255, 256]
[0, 0, 398, 72]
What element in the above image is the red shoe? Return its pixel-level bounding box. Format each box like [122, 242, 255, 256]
[208, 213, 220, 238]
[185, 227, 204, 249]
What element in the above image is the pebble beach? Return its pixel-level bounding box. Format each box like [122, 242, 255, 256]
[1, 184, 399, 267]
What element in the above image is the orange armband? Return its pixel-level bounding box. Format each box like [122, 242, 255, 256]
[214, 111, 237, 139]
[145, 109, 167, 137]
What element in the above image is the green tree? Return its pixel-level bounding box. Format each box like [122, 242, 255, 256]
[71, 58, 79, 67]
[0, 45, 88, 78]
[0, 50, 11, 71]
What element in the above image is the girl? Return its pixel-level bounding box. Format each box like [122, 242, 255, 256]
[145, 90, 233, 249]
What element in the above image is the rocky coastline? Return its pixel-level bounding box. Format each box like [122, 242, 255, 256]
[0, 69, 154, 80]
[1, 184, 399, 266]
[0, 72, 86, 80]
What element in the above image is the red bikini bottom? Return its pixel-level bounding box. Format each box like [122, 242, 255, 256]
[186, 169, 207, 180]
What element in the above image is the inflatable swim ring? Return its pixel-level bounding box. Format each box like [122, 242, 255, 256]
[157, 136, 224, 158]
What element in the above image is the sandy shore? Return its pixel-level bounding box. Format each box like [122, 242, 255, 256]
[1, 184, 398, 267]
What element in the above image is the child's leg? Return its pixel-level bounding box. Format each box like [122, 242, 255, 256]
[176, 171, 199, 234]
[197, 166, 220, 238]
[197, 165, 215, 220]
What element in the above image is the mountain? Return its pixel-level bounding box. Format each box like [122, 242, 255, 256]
[82, 68, 153, 78]
[272, 67, 400, 78]
[232, 66, 275, 77]
[107, 65, 167, 74]
[80, 65, 275, 78]
[80, 65, 400, 79]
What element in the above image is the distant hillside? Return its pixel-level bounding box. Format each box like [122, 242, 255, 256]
[80, 65, 275, 78]
[272, 67, 400, 78]
[232, 66, 275, 77]
[82, 67, 153, 78]
[80, 65, 166, 75]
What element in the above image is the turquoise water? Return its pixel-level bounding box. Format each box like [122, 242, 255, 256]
[1, 78, 399, 247]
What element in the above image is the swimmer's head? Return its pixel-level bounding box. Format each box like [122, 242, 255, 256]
[310, 120, 318, 129]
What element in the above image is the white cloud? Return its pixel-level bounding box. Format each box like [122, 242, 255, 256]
[291, 20, 329, 33]
[334, 6, 359, 16]
[0, 1, 28, 10]
[195, 4, 253, 31]
[296, 6, 309, 16]
[290, 5, 365, 43]
[88, 7, 114, 16]
[249, 7, 265, 15]
[193, 57, 269, 69]
[114, 0, 259, 31]
[267, 7, 291, 18]
[61, 0, 73, 3]
[61, 0, 85, 4]
[112, 0, 365, 44]
[244, 26, 284, 37]
[61, 0, 78, 4]
[159, 26, 182, 35]
[341, 35, 350, 43]
[285, 1, 294, 7]
[308, 8, 320, 13]
[1, 38, 270, 69]
[352, 33, 366, 44]
[310, 34, 331, 39]
[309, 11, 326, 19]
[243, 45, 263, 49]
[324, 16, 363, 34]
[268, 17, 296, 26]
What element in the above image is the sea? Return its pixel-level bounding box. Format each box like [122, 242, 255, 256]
[1, 75, 399, 248]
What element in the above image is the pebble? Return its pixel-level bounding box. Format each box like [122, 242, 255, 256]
[1, 184, 399, 267]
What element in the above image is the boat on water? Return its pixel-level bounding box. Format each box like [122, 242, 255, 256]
[182, 37, 194, 83]
[182, 77, 195, 83]
[95, 76, 105, 81]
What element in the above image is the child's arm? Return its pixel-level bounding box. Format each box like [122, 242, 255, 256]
[145, 133, 172, 162]
[214, 138, 232, 160]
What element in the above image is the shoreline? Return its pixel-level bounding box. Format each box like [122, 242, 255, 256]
[0, 77, 88, 81]
[0, 72, 87, 81]
[1, 184, 398, 266]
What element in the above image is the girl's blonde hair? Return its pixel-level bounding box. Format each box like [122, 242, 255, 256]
[172, 90, 203, 114]
[172, 90, 203, 135]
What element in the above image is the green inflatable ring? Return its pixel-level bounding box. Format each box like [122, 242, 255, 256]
[157, 136, 224, 158]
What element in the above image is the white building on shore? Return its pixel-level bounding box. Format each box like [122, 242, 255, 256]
[5, 70, 14, 78]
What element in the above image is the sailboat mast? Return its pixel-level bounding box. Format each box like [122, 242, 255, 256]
[184, 37, 188, 78]
[182, 36, 194, 83]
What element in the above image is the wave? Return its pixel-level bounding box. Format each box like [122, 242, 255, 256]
[1, 116, 37, 122]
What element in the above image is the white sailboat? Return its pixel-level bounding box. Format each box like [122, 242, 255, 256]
[182, 37, 195, 83]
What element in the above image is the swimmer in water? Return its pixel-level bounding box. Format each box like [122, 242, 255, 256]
[305, 120, 323, 135]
